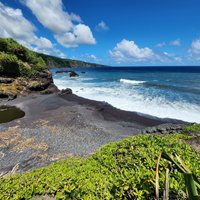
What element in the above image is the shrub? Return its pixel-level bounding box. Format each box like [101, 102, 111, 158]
[18, 61, 34, 77]
[0, 38, 46, 77]
[0, 52, 20, 77]
[185, 124, 200, 132]
[0, 134, 199, 200]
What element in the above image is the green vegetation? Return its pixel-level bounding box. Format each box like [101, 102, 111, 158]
[38, 53, 103, 68]
[0, 134, 199, 200]
[185, 123, 200, 132]
[0, 38, 46, 77]
[156, 152, 200, 200]
[0, 38, 103, 77]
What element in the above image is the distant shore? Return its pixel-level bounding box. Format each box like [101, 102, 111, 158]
[0, 92, 187, 174]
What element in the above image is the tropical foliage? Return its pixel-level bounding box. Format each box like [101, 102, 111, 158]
[0, 38, 46, 77]
[0, 134, 199, 200]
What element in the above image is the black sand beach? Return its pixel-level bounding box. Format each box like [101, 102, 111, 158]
[0, 93, 186, 175]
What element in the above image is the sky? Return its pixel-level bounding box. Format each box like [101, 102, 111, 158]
[1, 0, 200, 66]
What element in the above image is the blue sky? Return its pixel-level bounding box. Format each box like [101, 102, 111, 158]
[1, 0, 200, 66]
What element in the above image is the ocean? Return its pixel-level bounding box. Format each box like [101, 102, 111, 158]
[52, 67, 200, 123]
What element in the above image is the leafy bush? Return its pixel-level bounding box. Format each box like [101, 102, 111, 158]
[0, 134, 199, 200]
[0, 38, 46, 77]
[185, 124, 200, 132]
[18, 60, 34, 77]
[0, 52, 20, 76]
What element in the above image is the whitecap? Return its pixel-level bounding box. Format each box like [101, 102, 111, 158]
[120, 79, 146, 85]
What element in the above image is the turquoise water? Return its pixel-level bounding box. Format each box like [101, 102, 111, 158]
[52, 67, 200, 123]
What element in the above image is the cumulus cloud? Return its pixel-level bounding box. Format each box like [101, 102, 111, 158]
[109, 39, 155, 63]
[170, 39, 181, 46]
[109, 39, 184, 64]
[95, 21, 109, 31]
[55, 24, 96, 48]
[22, 0, 96, 48]
[188, 38, 200, 61]
[0, 2, 54, 52]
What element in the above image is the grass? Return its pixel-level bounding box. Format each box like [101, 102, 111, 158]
[0, 133, 199, 200]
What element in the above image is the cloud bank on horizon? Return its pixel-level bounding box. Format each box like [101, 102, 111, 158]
[0, 0, 200, 66]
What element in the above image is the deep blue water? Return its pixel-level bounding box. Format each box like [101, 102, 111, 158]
[52, 67, 200, 123]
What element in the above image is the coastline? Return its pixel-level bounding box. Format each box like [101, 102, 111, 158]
[0, 92, 187, 174]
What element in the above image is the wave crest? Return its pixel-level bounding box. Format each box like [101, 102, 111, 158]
[120, 79, 146, 85]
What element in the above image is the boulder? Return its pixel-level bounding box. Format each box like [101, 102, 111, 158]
[56, 70, 70, 74]
[69, 71, 79, 77]
[55, 70, 79, 77]
[141, 123, 187, 135]
[60, 88, 72, 95]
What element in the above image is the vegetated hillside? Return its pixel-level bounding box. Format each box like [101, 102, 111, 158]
[38, 53, 104, 68]
[0, 38, 103, 77]
[0, 38, 57, 99]
[0, 38, 46, 77]
[0, 131, 199, 200]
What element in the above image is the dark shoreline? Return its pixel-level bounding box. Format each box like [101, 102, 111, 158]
[0, 92, 188, 174]
[59, 93, 187, 126]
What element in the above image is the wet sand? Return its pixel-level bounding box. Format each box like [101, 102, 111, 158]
[0, 93, 185, 175]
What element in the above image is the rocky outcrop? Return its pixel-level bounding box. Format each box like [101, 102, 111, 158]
[56, 70, 79, 77]
[0, 69, 58, 101]
[60, 88, 72, 95]
[0, 78, 14, 84]
[69, 71, 79, 77]
[0, 90, 17, 101]
[141, 123, 188, 134]
[28, 80, 51, 91]
[56, 70, 70, 74]
[27, 70, 58, 93]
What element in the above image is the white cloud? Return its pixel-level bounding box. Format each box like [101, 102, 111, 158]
[109, 39, 184, 64]
[188, 38, 200, 61]
[170, 39, 181, 46]
[156, 42, 166, 48]
[156, 39, 181, 48]
[0, 2, 54, 52]
[161, 52, 182, 63]
[22, 0, 73, 33]
[79, 54, 101, 63]
[95, 21, 109, 31]
[22, 0, 96, 48]
[55, 24, 96, 48]
[34, 37, 53, 49]
[88, 54, 100, 62]
[109, 39, 155, 63]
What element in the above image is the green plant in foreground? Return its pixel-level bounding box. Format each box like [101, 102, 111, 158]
[0, 134, 199, 200]
[156, 152, 200, 200]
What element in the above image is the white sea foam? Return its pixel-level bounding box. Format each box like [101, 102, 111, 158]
[54, 77, 200, 123]
[120, 79, 146, 85]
